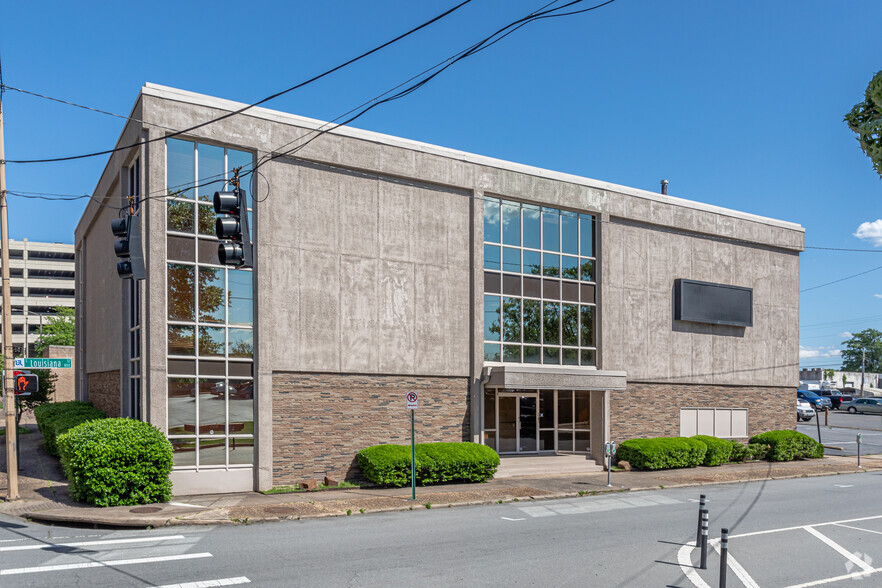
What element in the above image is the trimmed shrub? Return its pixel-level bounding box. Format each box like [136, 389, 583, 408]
[749, 430, 824, 461]
[729, 442, 771, 462]
[58, 418, 173, 506]
[34, 401, 106, 456]
[357, 442, 500, 487]
[615, 437, 707, 470]
[692, 435, 733, 466]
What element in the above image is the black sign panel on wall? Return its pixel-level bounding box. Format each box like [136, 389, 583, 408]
[674, 279, 753, 327]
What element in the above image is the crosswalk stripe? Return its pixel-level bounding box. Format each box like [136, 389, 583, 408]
[0, 552, 212, 575]
[151, 576, 251, 588]
[0, 534, 187, 552]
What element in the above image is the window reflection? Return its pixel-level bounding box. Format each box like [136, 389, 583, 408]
[523, 205, 541, 249]
[543, 301, 560, 345]
[228, 270, 253, 325]
[168, 264, 195, 321]
[199, 268, 225, 323]
[502, 247, 520, 273]
[561, 212, 578, 255]
[199, 327, 225, 357]
[484, 199, 500, 243]
[542, 210, 559, 251]
[580, 215, 594, 257]
[229, 328, 253, 357]
[197, 144, 225, 202]
[484, 244, 500, 271]
[484, 295, 501, 342]
[580, 306, 595, 347]
[167, 200, 194, 233]
[167, 378, 196, 435]
[168, 325, 195, 356]
[229, 380, 254, 434]
[197, 204, 216, 235]
[502, 202, 520, 246]
[523, 300, 541, 344]
[167, 139, 194, 199]
[502, 297, 521, 343]
[562, 304, 579, 346]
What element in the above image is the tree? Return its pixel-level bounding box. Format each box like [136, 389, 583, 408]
[823, 369, 835, 381]
[33, 306, 75, 357]
[840, 329, 882, 373]
[0, 355, 57, 431]
[844, 70, 882, 178]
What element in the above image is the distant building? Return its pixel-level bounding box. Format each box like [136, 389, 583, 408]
[0, 239, 75, 356]
[799, 368, 881, 394]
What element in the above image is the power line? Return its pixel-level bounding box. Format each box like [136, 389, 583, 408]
[800, 264, 882, 293]
[805, 246, 882, 253]
[252, 0, 617, 175]
[0, 85, 181, 133]
[0, 0, 475, 165]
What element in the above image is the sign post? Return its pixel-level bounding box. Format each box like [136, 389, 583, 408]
[406, 391, 418, 500]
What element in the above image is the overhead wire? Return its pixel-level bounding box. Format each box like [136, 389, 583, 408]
[0, 0, 476, 165]
[251, 0, 617, 178]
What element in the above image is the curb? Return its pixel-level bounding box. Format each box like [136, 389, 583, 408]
[21, 463, 882, 528]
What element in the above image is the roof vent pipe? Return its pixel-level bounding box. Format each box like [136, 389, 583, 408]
[660, 179, 669, 195]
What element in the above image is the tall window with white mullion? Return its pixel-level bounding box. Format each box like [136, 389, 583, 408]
[165, 137, 255, 470]
[483, 197, 596, 366]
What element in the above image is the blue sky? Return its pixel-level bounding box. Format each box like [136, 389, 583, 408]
[1, 0, 880, 368]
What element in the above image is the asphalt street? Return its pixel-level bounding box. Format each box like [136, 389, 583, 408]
[2, 472, 882, 586]
[798, 410, 882, 457]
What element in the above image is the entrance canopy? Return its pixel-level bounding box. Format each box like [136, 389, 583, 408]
[483, 365, 627, 391]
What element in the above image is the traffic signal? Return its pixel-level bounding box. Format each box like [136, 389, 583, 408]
[110, 214, 146, 280]
[213, 188, 253, 267]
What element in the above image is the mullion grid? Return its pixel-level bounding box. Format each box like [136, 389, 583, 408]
[484, 198, 597, 365]
[165, 139, 253, 471]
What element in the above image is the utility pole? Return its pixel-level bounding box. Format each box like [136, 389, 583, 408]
[861, 348, 866, 398]
[0, 92, 19, 499]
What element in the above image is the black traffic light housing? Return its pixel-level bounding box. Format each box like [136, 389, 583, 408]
[110, 214, 146, 280]
[14, 373, 38, 395]
[213, 188, 253, 267]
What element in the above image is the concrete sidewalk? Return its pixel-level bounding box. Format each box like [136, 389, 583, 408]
[3, 421, 881, 528]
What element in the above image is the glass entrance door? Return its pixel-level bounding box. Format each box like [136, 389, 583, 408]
[497, 393, 539, 454]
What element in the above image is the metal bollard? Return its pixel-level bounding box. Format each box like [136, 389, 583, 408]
[696, 494, 706, 546]
[719, 528, 729, 588]
[700, 510, 709, 570]
[857, 433, 862, 468]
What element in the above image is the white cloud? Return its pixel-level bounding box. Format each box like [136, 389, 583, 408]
[875, 294, 882, 299]
[799, 345, 842, 359]
[839, 331, 853, 339]
[854, 219, 882, 246]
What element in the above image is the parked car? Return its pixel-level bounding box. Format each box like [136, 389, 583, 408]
[817, 389, 854, 410]
[841, 398, 882, 414]
[798, 390, 833, 411]
[797, 399, 815, 422]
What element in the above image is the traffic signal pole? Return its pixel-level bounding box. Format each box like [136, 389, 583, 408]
[0, 95, 20, 500]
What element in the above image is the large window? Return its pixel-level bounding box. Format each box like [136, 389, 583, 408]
[483, 197, 596, 366]
[165, 138, 254, 470]
[127, 158, 142, 420]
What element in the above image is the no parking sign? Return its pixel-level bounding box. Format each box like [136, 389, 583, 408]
[406, 391, 418, 410]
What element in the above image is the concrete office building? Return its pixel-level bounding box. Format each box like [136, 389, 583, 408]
[76, 84, 803, 494]
[0, 239, 75, 357]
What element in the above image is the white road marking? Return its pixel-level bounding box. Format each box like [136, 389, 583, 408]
[168, 502, 205, 509]
[804, 526, 875, 572]
[709, 538, 760, 588]
[676, 542, 710, 588]
[0, 552, 212, 576]
[500, 517, 525, 521]
[151, 577, 251, 588]
[785, 567, 881, 587]
[0, 534, 186, 552]
[727, 513, 882, 539]
[518, 494, 681, 518]
[834, 484, 854, 488]
[833, 523, 882, 536]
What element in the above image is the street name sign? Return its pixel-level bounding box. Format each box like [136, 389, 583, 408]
[13, 358, 72, 369]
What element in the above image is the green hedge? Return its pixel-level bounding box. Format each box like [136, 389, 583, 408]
[34, 401, 106, 456]
[58, 418, 173, 506]
[749, 430, 824, 461]
[616, 437, 707, 470]
[729, 442, 770, 462]
[692, 435, 733, 466]
[357, 442, 500, 487]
